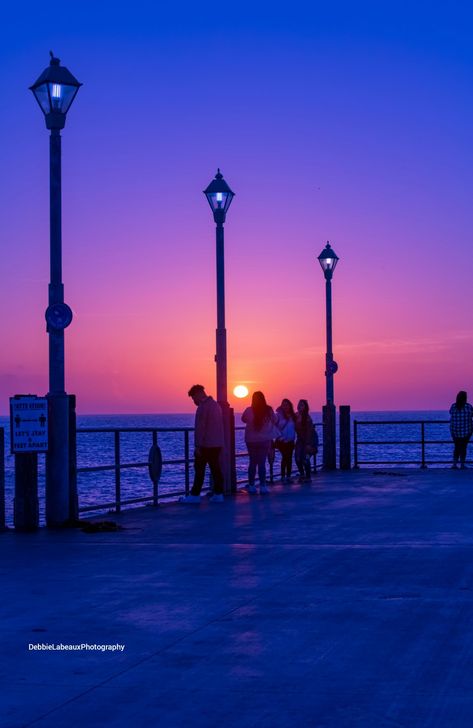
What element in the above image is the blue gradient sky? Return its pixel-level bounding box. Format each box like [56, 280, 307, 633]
[1, 2, 472, 413]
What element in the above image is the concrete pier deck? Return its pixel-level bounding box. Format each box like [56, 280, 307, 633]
[2, 469, 473, 727]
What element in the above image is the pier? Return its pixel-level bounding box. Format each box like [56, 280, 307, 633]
[3, 468, 473, 727]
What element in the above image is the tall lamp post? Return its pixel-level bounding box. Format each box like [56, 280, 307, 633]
[204, 169, 236, 492]
[30, 53, 81, 526]
[318, 242, 339, 470]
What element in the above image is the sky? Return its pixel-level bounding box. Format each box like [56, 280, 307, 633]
[0, 1, 472, 414]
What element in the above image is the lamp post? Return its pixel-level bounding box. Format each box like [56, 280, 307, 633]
[30, 53, 81, 526]
[204, 169, 236, 492]
[318, 242, 339, 469]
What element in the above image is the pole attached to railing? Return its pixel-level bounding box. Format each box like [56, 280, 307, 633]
[69, 394, 78, 521]
[0, 428, 5, 531]
[114, 431, 121, 513]
[323, 404, 336, 470]
[184, 430, 190, 496]
[339, 405, 351, 470]
[353, 420, 359, 469]
[152, 430, 159, 506]
[421, 422, 427, 468]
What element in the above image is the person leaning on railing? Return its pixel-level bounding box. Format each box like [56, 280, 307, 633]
[449, 390, 473, 469]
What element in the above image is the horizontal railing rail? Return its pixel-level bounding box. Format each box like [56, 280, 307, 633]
[353, 419, 455, 468]
[76, 422, 323, 514]
[76, 426, 194, 514]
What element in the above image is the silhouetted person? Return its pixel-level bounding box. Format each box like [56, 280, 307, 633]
[449, 390, 473, 469]
[275, 398, 296, 483]
[295, 399, 317, 483]
[180, 385, 225, 503]
[242, 391, 277, 494]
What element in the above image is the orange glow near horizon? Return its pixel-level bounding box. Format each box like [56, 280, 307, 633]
[2, 267, 473, 415]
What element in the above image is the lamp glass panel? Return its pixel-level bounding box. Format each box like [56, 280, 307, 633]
[33, 83, 51, 114]
[208, 191, 229, 211]
[223, 191, 234, 213]
[47, 82, 78, 113]
[319, 255, 338, 273]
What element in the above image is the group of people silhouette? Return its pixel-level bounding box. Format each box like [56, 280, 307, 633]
[241, 392, 318, 493]
[180, 386, 318, 503]
[178, 386, 471, 504]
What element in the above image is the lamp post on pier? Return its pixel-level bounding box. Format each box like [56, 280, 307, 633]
[318, 242, 339, 470]
[30, 53, 81, 526]
[204, 169, 236, 492]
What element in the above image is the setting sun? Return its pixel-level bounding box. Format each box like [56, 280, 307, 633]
[233, 385, 249, 399]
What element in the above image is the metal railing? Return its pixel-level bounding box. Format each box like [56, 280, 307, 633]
[76, 422, 323, 515]
[76, 426, 194, 514]
[0, 428, 5, 531]
[353, 419, 455, 468]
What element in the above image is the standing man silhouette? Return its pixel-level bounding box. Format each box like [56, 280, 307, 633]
[180, 385, 225, 503]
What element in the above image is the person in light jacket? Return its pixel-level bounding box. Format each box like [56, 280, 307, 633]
[275, 398, 296, 484]
[242, 391, 277, 494]
[180, 385, 225, 503]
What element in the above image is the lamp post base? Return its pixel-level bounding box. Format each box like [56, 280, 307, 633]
[46, 392, 70, 527]
[219, 402, 236, 494]
[323, 403, 337, 470]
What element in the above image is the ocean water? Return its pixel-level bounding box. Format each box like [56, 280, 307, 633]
[0, 410, 455, 527]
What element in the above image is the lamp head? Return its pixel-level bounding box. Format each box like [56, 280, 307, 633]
[30, 52, 82, 130]
[204, 169, 235, 223]
[318, 241, 339, 279]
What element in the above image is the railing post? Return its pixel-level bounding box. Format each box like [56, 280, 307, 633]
[114, 431, 121, 513]
[421, 422, 427, 468]
[339, 405, 351, 470]
[353, 420, 359, 469]
[184, 430, 190, 496]
[152, 430, 159, 506]
[68, 394, 79, 522]
[229, 407, 237, 493]
[0, 428, 5, 531]
[14, 453, 39, 531]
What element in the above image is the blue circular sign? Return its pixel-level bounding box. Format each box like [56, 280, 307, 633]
[327, 360, 338, 375]
[45, 303, 73, 330]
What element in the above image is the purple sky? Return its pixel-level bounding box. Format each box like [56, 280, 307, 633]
[1, 2, 472, 413]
